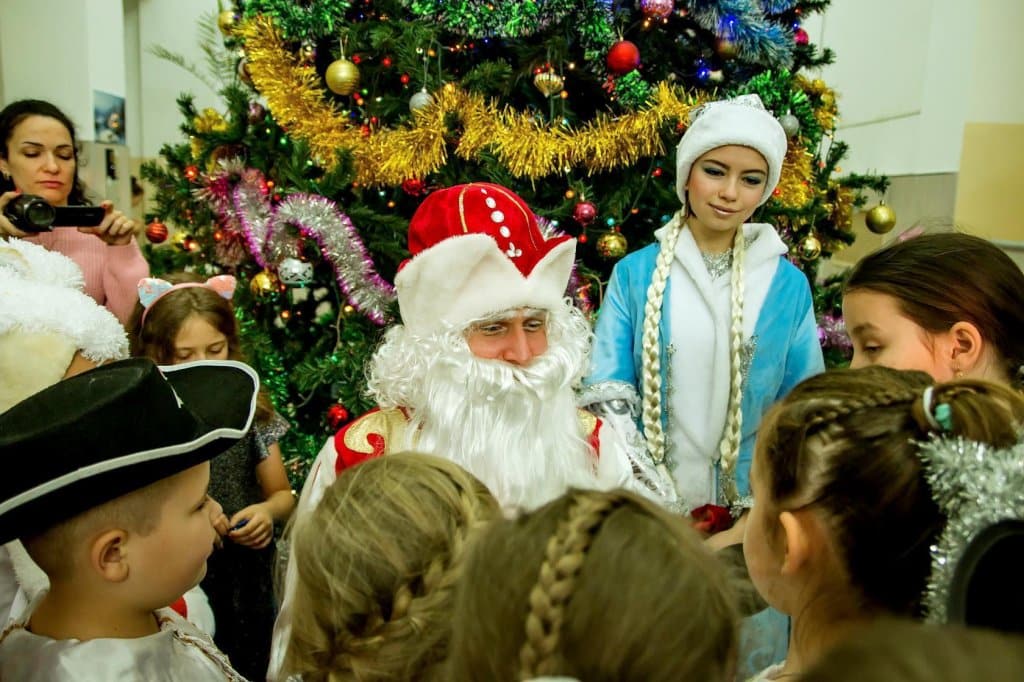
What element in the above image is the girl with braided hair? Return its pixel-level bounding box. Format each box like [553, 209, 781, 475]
[843, 232, 1024, 389]
[743, 365, 1024, 680]
[582, 94, 823, 543]
[446, 489, 739, 681]
[280, 452, 500, 682]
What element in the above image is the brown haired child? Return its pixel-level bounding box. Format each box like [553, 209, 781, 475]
[743, 365, 1024, 679]
[0, 358, 259, 680]
[446, 488, 739, 681]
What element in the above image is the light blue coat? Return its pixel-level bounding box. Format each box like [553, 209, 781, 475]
[584, 240, 825, 500]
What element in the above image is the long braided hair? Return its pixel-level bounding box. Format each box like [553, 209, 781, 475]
[640, 210, 747, 505]
[282, 452, 500, 682]
[447, 489, 738, 681]
[752, 366, 1024, 618]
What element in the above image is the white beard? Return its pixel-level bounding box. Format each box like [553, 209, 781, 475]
[367, 304, 600, 510]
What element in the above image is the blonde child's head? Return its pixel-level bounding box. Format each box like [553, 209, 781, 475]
[801, 619, 1024, 682]
[744, 365, 1024, 626]
[282, 452, 500, 682]
[446, 488, 739, 681]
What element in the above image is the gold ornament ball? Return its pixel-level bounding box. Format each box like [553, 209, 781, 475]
[799, 235, 823, 261]
[250, 270, 280, 298]
[325, 58, 360, 96]
[597, 231, 628, 260]
[217, 10, 237, 36]
[865, 203, 897, 234]
[533, 70, 565, 98]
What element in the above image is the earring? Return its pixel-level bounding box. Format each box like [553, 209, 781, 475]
[953, 362, 964, 379]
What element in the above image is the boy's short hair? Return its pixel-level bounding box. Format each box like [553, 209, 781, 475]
[23, 475, 179, 581]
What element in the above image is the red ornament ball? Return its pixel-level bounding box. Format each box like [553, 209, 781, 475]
[640, 0, 674, 19]
[327, 404, 351, 429]
[794, 27, 809, 45]
[184, 165, 200, 182]
[145, 220, 168, 244]
[402, 177, 426, 196]
[606, 40, 641, 75]
[572, 201, 598, 226]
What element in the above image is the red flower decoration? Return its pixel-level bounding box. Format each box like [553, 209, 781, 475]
[690, 504, 734, 535]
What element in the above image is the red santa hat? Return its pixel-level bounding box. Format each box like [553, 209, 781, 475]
[395, 183, 576, 336]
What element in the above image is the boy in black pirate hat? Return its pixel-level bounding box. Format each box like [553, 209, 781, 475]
[0, 357, 259, 681]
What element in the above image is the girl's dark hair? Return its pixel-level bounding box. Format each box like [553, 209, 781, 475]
[845, 233, 1024, 385]
[447, 489, 738, 681]
[0, 99, 90, 206]
[755, 365, 1024, 617]
[128, 272, 274, 423]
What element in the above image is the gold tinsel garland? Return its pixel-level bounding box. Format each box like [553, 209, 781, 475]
[238, 16, 815, 208]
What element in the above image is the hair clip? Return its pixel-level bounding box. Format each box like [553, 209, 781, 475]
[921, 386, 954, 432]
[138, 275, 237, 326]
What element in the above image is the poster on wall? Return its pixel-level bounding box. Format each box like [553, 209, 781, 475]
[93, 90, 126, 145]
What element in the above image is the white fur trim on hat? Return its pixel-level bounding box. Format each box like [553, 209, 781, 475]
[0, 262, 129, 413]
[0, 237, 84, 289]
[394, 234, 576, 336]
[675, 94, 787, 208]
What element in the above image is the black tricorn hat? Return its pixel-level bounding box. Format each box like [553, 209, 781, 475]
[0, 358, 259, 544]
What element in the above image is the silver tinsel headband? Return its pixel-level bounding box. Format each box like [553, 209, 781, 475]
[918, 434, 1024, 623]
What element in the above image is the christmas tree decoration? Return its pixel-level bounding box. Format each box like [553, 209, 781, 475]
[278, 257, 314, 286]
[184, 165, 200, 182]
[799, 234, 823, 261]
[409, 88, 434, 113]
[326, 403, 351, 429]
[607, 40, 641, 75]
[325, 57, 360, 95]
[573, 201, 598, 226]
[145, 220, 168, 244]
[247, 102, 266, 124]
[170, 231, 191, 251]
[533, 70, 565, 98]
[794, 27, 810, 45]
[640, 0, 675, 20]
[779, 113, 801, 137]
[249, 269, 279, 299]
[716, 37, 739, 59]
[865, 202, 897, 234]
[237, 54, 253, 85]
[217, 10, 237, 36]
[597, 230, 628, 259]
[401, 178, 426, 196]
[298, 40, 316, 64]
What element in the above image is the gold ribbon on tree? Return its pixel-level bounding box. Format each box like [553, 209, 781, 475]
[238, 15, 815, 208]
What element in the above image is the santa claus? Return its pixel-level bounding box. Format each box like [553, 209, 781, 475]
[298, 182, 674, 512]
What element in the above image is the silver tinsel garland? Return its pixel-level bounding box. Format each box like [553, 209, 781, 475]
[232, 184, 395, 324]
[918, 434, 1024, 623]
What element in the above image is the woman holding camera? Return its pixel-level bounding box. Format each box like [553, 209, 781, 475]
[0, 99, 148, 325]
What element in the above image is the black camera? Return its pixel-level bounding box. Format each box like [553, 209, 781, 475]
[3, 194, 105, 233]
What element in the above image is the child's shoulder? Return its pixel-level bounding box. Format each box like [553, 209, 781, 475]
[0, 610, 242, 681]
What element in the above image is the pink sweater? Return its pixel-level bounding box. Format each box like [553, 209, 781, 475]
[27, 230, 150, 326]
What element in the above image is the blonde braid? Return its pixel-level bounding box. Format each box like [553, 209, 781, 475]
[518, 493, 625, 679]
[717, 234, 746, 505]
[640, 211, 685, 483]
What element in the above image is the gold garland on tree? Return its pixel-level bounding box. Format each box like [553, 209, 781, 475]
[238, 15, 815, 209]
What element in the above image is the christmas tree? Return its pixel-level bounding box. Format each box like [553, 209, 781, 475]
[143, 0, 889, 480]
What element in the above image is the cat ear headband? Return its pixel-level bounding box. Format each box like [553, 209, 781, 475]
[137, 275, 237, 326]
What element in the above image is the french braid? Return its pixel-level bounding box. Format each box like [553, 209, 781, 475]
[717, 233, 746, 505]
[518, 493, 627, 679]
[640, 211, 685, 482]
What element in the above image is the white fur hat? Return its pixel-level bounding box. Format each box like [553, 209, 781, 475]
[395, 183, 576, 336]
[0, 238, 129, 413]
[675, 94, 787, 207]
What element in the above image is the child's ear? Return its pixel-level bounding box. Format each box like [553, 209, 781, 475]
[948, 321, 983, 375]
[778, 510, 811, 575]
[90, 529, 130, 583]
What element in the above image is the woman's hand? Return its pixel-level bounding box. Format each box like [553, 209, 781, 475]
[228, 504, 275, 550]
[79, 200, 134, 245]
[0, 191, 29, 238]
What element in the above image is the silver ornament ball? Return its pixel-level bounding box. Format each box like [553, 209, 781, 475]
[409, 89, 435, 113]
